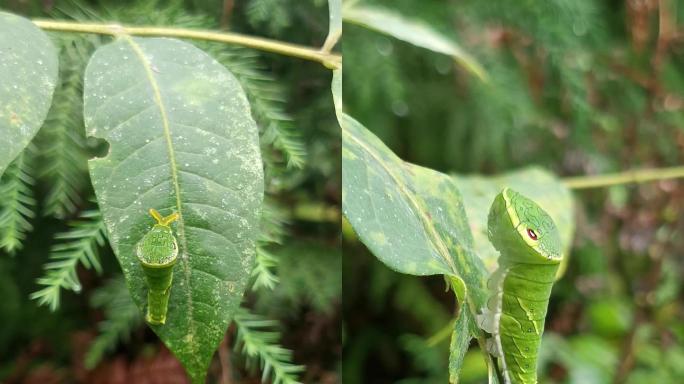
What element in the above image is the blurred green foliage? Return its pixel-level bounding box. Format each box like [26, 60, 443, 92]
[0, 0, 340, 382]
[344, 0, 684, 383]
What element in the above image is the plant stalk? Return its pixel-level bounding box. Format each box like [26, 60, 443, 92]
[32, 20, 341, 69]
[562, 166, 684, 189]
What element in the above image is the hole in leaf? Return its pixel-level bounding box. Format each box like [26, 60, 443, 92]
[86, 136, 110, 159]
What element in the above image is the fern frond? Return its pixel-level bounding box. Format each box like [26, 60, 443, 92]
[245, 0, 292, 36]
[209, 47, 307, 169]
[85, 276, 142, 369]
[0, 151, 37, 255]
[38, 35, 91, 218]
[262, 120, 307, 170]
[250, 199, 290, 291]
[259, 198, 289, 244]
[254, 243, 341, 315]
[30, 209, 107, 310]
[234, 308, 304, 384]
[251, 247, 280, 291]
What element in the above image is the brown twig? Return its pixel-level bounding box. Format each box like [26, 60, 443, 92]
[653, 0, 676, 71]
[218, 329, 234, 384]
[220, 0, 235, 29]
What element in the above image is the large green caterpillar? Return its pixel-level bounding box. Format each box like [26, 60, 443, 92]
[136, 208, 179, 325]
[478, 188, 562, 384]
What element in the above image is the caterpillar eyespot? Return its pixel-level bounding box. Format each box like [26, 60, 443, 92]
[136, 208, 179, 325]
[526, 228, 538, 240]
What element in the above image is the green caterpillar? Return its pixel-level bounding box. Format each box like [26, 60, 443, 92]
[478, 188, 562, 384]
[136, 208, 179, 325]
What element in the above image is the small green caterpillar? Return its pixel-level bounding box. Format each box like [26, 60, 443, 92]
[478, 188, 562, 384]
[136, 208, 179, 325]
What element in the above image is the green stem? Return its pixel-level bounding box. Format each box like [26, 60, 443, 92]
[292, 202, 340, 223]
[562, 166, 684, 189]
[32, 20, 341, 69]
[425, 318, 456, 346]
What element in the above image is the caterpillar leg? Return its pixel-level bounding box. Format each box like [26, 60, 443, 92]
[485, 338, 502, 357]
[146, 312, 165, 325]
[477, 307, 496, 334]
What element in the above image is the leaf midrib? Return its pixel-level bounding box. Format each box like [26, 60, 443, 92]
[124, 36, 199, 367]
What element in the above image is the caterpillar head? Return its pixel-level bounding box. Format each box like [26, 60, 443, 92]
[487, 188, 561, 264]
[136, 208, 179, 267]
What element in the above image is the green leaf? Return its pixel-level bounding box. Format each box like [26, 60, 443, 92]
[0, 12, 58, 177]
[322, 0, 342, 52]
[454, 168, 575, 277]
[341, 115, 487, 305]
[332, 69, 342, 117]
[449, 307, 471, 384]
[342, 118, 485, 381]
[342, 5, 487, 81]
[83, 37, 264, 383]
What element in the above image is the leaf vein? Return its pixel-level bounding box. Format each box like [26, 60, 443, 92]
[106, 136, 165, 183]
[185, 224, 242, 247]
[185, 201, 242, 221]
[178, 168, 243, 193]
[192, 267, 227, 282]
[105, 104, 156, 136]
[91, 82, 146, 119]
[107, 176, 170, 211]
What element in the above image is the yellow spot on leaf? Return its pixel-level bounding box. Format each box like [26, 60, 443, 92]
[370, 231, 387, 246]
[10, 112, 20, 125]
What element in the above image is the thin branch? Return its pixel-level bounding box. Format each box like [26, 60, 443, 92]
[292, 202, 340, 223]
[31, 20, 341, 69]
[220, 0, 235, 29]
[562, 166, 684, 189]
[219, 331, 234, 384]
[653, 0, 676, 71]
[425, 318, 455, 346]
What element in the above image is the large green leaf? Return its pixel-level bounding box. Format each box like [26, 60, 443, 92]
[454, 168, 575, 276]
[0, 12, 58, 177]
[341, 115, 488, 303]
[449, 306, 471, 384]
[342, 118, 487, 382]
[84, 37, 263, 383]
[343, 5, 487, 81]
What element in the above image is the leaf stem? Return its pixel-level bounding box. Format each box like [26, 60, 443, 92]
[562, 166, 684, 189]
[425, 318, 456, 346]
[31, 20, 341, 69]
